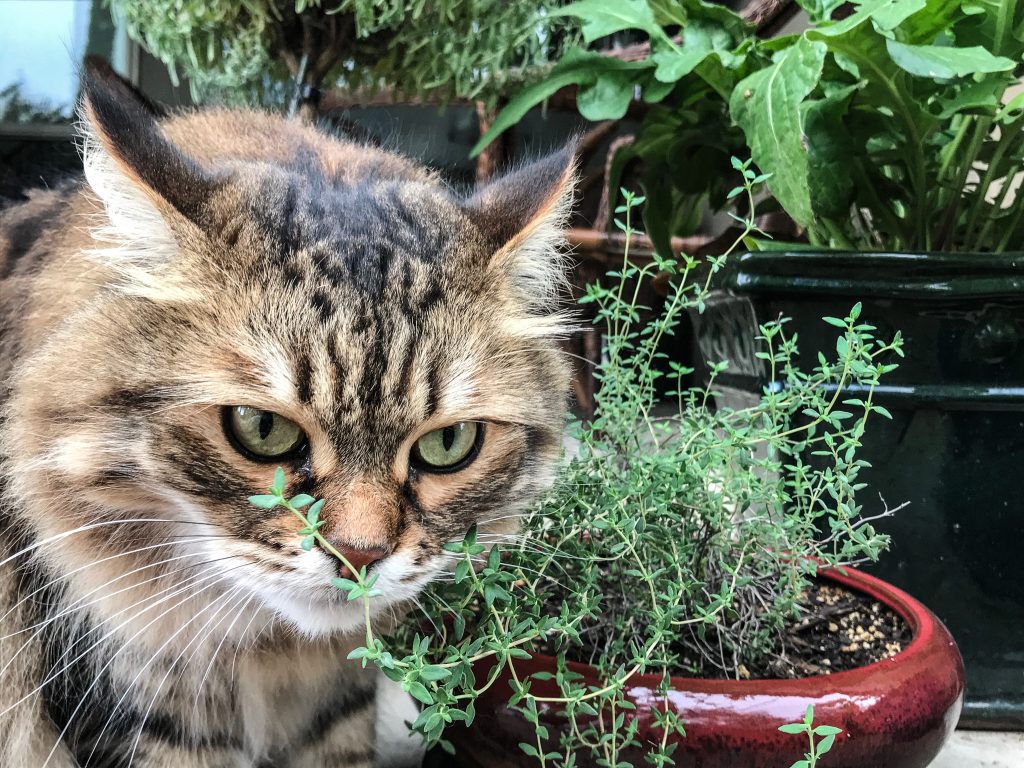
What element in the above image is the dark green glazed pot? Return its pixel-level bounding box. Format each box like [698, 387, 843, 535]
[696, 251, 1024, 728]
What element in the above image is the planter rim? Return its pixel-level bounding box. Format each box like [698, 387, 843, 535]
[720, 249, 1024, 299]
[529, 565, 953, 693]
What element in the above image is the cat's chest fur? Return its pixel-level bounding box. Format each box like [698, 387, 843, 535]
[45, 615, 381, 766]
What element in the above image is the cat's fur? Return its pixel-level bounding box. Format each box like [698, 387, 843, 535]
[0, 58, 575, 767]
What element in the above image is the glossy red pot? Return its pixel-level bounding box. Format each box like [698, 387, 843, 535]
[447, 567, 964, 768]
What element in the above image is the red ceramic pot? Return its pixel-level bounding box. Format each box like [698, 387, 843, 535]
[447, 567, 964, 768]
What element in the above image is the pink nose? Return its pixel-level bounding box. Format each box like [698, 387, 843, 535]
[328, 544, 390, 579]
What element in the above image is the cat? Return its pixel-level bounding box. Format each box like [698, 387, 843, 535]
[0, 57, 575, 768]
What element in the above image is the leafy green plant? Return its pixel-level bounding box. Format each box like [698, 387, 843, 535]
[475, 0, 1024, 253]
[779, 705, 843, 768]
[108, 0, 578, 107]
[252, 168, 901, 765]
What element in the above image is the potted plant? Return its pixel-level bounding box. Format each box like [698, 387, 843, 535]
[253, 178, 963, 767]
[473, 0, 1023, 724]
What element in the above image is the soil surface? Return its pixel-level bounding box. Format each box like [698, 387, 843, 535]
[682, 580, 913, 680]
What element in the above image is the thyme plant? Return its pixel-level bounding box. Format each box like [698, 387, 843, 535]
[252, 164, 901, 765]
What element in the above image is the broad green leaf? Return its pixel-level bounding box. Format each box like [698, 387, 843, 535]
[778, 723, 806, 734]
[471, 52, 649, 156]
[886, 41, 1015, 79]
[577, 69, 636, 120]
[812, 0, 924, 37]
[651, 20, 742, 83]
[803, 85, 858, 219]
[551, 0, 664, 44]
[934, 78, 1004, 119]
[289, 493, 315, 509]
[731, 36, 827, 227]
[866, 0, 926, 30]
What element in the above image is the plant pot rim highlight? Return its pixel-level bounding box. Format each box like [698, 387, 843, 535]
[720, 249, 1024, 299]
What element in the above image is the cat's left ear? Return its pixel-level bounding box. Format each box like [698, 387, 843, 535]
[466, 142, 579, 310]
[78, 56, 219, 237]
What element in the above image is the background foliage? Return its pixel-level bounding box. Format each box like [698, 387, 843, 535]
[109, 0, 579, 106]
[477, 0, 1024, 254]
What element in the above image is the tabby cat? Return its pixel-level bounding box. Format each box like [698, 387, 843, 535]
[0, 57, 575, 767]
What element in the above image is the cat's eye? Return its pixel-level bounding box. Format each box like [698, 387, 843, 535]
[411, 422, 482, 473]
[224, 406, 307, 461]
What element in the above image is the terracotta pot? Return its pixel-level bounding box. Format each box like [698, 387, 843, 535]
[447, 567, 964, 768]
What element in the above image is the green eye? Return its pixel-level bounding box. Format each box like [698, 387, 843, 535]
[225, 406, 306, 460]
[412, 422, 481, 472]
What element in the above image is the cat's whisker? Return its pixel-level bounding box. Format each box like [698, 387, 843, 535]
[115, 585, 252, 768]
[61, 582, 250, 768]
[191, 589, 259, 722]
[19, 558, 254, 705]
[0, 549, 240, 642]
[0, 554, 234, 683]
[0, 518, 222, 571]
[18, 563, 251, 731]
[0, 535, 237, 628]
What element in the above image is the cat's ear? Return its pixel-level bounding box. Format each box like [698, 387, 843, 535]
[78, 56, 217, 242]
[466, 143, 579, 311]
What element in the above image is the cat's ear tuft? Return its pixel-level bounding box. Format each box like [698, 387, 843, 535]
[466, 142, 579, 311]
[78, 56, 216, 234]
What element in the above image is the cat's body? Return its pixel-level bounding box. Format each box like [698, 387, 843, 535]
[0, 60, 574, 767]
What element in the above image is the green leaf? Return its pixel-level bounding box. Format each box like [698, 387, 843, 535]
[814, 725, 843, 736]
[519, 742, 540, 758]
[731, 36, 827, 227]
[419, 665, 452, 682]
[248, 494, 280, 509]
[651, 20, 738, 83]
[778, 723, 806, 734]
[817, 733, 837, 755]
[289, 494, 315, 509]
[271, 467, 286, 495]
[812, 0, 923, 37]
[307, 499, 325, 525]
[885, 41, 1015, 80]
[551, 0, 663, 44]
[471, 51, 650, 156]
[577, 69, 636, 121]
[803, 85, 858, 219]
[300, 535, 315, 551]
[406, 681, 435, 705]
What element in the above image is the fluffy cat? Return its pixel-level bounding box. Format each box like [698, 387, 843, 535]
[0, 57, 575, 767]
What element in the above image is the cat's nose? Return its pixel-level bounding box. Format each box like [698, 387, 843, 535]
[326, 542, 390, 579]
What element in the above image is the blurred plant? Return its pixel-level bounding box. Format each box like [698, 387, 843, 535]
[108, 0, 579, 109]
[0, 83, 69, 124]
[476, 0, 1024, 253]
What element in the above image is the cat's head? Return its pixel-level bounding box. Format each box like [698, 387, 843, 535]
[3, 59, 575, 636]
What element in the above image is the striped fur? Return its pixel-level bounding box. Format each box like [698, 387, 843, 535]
[0, 59, 575, 767]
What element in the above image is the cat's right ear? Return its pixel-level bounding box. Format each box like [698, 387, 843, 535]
[465, 143, 579, 313]
[78, 56, 218, 241]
